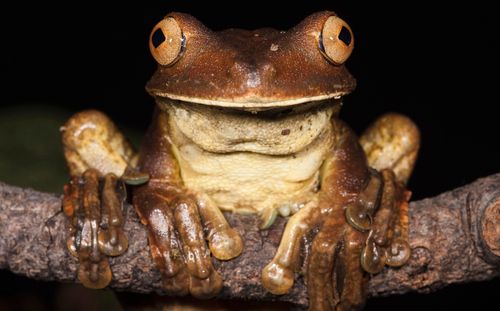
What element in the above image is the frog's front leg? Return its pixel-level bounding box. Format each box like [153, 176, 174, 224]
[355, 113, 420, 273]
[61, 110, 137, 288]
[132, 111, 243, 298]
[263, 119, 417, 311]
[262, 121, 372, 306]
[360, 113, 420, 184]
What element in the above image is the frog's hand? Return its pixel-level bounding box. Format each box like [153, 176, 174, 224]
[132, 110, 242, 298]
[360, 113, 420, 185]
[309, 121, 412, 311]
[306, 121, 373, 311]
[357, 113, 418, 271]
[134, 185, 224, 297]
[262, 121, 370, 310]
[61, 110, 134, 288]
[360, 169, 411, 273]
[263, 120, 412, 311]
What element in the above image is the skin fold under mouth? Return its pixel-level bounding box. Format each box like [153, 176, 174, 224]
[151, 92, 346, 112]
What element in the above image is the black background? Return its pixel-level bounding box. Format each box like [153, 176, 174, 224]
[1, 1, 499, 310]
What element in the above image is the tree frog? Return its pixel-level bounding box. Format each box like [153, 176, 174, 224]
[61, 11, 419, 310]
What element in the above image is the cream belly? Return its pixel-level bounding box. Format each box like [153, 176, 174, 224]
[162, 100, 336, 214]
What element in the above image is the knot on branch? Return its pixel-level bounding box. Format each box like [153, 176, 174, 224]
[480, 197, 500, 264]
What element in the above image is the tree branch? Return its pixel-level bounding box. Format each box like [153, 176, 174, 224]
[0, 174, 499, 308]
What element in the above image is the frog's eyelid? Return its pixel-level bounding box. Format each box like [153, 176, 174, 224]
[318, 16, 354, 65]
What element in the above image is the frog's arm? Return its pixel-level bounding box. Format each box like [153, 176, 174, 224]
[262, 118, 417, 311]
[360, 113, 420, 184]
[132, 109, 242, 298]
[61, 110, 135, 288]
[262, 120, 370, 303]
[62, 110, 137, 176]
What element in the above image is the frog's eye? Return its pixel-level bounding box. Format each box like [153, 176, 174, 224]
[149, 17, 185, 66]
[319, 16, 354, 65]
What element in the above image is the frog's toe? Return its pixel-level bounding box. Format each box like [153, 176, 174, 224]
[196, 194, 243, 261]
[261, 199, 319, 295]
[345, 169, 382, 232]
[261, 261, 295, 295]
[172, 195, 224, 298]
[208, 228, 243, 260]
[334, 228, 367, 311]
[142, 195, 189, 295]
[307, 218, 343, 310]
[98, 173, 128, 256]
[308, 217, 367, 311]
[161, 270, 190, 295]
[360, 235, 387, 274]
[63, 169, 128, 289]
[365, 169, 411, 270]
[172, 195, 214, 279]
[189, 269, 223, 299]
[385, 238, 411, 267]
[77, 259, 112, 289]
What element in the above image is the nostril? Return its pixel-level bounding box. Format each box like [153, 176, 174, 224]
[245, 71, 261, 88]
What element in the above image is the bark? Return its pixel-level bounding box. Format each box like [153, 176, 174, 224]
[0, 174, 499, 309]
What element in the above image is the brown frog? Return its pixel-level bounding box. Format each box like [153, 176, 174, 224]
[61, 11, 420, 310]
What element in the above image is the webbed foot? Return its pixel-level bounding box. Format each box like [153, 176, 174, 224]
[263, 117, 418, 310]
[63, 169, 128, 289]
[357, 113, 419, 272]
[360, 169, 411, 273]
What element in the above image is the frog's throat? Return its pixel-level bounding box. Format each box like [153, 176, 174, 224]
[160, 101, 335, 214]
[157, 97, 340, 156]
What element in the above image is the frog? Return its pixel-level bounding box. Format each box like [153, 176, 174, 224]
[61, 11, 420, 311]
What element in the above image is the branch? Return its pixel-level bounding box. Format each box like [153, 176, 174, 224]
[0, 174, 499, 308]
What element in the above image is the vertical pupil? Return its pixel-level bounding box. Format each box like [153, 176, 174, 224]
[338, 26, 352, 46]
[152, 28, 166, 48]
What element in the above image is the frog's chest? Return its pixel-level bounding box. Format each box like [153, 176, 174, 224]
[161, 101, 335, 214]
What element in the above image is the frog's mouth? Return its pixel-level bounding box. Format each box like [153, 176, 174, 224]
[153, 93, 345, 113]
[155, 96, 343, 119]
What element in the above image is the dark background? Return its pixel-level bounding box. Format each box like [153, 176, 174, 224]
[1, 1, 498, 310]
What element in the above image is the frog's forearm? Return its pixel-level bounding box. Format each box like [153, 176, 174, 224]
[0, 174, 499, 307]
[61, 110, 137, 176]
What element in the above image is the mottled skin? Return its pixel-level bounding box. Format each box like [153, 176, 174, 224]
[61, 11, 420, 310]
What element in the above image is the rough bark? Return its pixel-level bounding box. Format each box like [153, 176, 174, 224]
[0, 174, 499, 309]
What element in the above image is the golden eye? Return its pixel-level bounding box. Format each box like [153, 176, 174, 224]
[149, 17, 185, 66]
[319, 16, 354, 65]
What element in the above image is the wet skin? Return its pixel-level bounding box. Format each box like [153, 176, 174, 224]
[61, 11, 420, 310]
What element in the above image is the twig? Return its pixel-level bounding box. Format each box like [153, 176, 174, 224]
[0, 174, 499, 308]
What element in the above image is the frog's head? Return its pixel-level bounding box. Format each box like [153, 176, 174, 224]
[146, 11, 355, 111]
